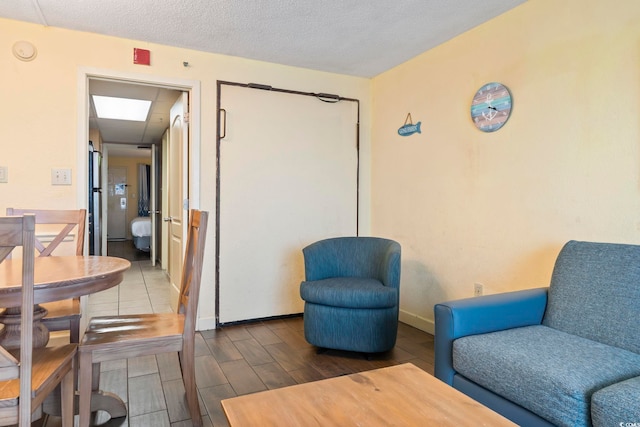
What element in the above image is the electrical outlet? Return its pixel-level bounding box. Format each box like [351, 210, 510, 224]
[0, 166, 7, 183]
[474, 283, 484, 297]
[51, 168, 72, 185]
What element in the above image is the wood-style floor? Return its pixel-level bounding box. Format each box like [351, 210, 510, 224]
[43, 259, 435, 427]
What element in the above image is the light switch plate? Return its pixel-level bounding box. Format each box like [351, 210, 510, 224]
[0, 166, 7, 183]
[51, 168, 72, 185]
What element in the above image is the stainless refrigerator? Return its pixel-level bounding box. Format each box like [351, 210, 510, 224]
[88, 142, 102, 255]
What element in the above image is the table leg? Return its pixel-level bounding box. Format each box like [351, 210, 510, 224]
[0, 305, 49, 349]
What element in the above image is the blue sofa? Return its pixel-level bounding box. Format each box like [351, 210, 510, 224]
[434, 241, 640, 427]
[300, 237, 401, 354]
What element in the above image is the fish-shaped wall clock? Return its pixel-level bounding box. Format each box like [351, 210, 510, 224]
[398, 113, 421, 137]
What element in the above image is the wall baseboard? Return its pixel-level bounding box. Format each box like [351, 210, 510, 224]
[197, 310, 434, 334]
[399, 309, 434, 335]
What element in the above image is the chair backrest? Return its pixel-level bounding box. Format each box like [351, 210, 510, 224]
[6, 209, 86, 256]
[302, 237, 401, 288]
[0, 215, 36, 423]
[177, 210, 208, 342]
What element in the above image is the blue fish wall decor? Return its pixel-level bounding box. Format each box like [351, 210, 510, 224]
[398, 121, 421, 136]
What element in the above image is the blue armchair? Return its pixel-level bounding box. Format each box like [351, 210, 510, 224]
[300, 237, 401, 354]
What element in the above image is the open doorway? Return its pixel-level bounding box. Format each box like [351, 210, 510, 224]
[88, 78, 188, 268]
[88, 79, 182, 266]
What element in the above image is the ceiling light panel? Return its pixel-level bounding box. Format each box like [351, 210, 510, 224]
[92, 95, 151, 121]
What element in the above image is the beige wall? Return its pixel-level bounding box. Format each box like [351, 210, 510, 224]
[371, 0, 640, 332]
[108, 156, 151, 240]
[0, 18, 371, 330]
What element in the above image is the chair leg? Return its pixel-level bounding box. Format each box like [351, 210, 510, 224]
[60, 363, 74, 427]
[69, 317, 80, 344]
[78, 351, 94, 427]
[91, 361, 101, 391]
[179, 349, 202, 426]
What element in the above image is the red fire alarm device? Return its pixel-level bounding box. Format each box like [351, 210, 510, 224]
[133, 48, 150, 66]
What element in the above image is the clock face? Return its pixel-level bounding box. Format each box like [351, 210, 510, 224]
[471, 83, 512, 132]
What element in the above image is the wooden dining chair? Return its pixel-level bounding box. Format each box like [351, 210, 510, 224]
[78, 210, 208, 426]
[0, 215, 77, 427]
[6, 208, 86, 343]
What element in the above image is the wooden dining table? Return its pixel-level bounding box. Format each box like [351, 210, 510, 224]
[0, 255, 131, 421]
[0, 255, 131, 349]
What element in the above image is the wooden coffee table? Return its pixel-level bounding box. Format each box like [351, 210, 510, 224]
[221, 363, 516, 426]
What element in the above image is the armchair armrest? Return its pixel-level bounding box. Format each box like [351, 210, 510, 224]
[378, 241, 401, 289]
[434, 287, 548, 385]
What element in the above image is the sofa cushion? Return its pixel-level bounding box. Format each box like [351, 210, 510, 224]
[542, 240, 640, 354]
[453, 325, 640, 427]
[591, 376, 640, 427]
[300, 278, 397, 309]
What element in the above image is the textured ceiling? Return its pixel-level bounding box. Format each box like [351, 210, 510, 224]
[1, 0, 526, 77]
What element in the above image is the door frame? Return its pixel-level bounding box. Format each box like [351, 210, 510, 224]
[76, 68, 201, 251]
[101, 143, 157, 263]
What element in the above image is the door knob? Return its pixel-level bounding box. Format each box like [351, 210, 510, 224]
[163, 217, 172, 222]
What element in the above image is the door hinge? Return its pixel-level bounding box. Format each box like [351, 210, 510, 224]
[183, 199, 189, 210]
[184, 111, 190, 124]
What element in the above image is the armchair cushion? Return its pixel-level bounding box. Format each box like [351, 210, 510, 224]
[300, 277, 397, 309]
[453, 325, 640, 427]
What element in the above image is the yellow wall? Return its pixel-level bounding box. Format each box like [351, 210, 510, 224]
[0, 18, 371, 330]
[5, 0, 639, 334]
[372, 0, 640, 332]
[108, 156, 151, 239]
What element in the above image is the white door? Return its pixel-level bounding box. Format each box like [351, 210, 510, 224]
[167, 93, 189, 293]
[219, 85, 358, 324]
[107, 166, 127, 240]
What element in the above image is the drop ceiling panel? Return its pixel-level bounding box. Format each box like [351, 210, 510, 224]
[98, 120, 146, 143]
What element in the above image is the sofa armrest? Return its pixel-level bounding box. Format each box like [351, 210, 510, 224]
[434, 287, 548, 385]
